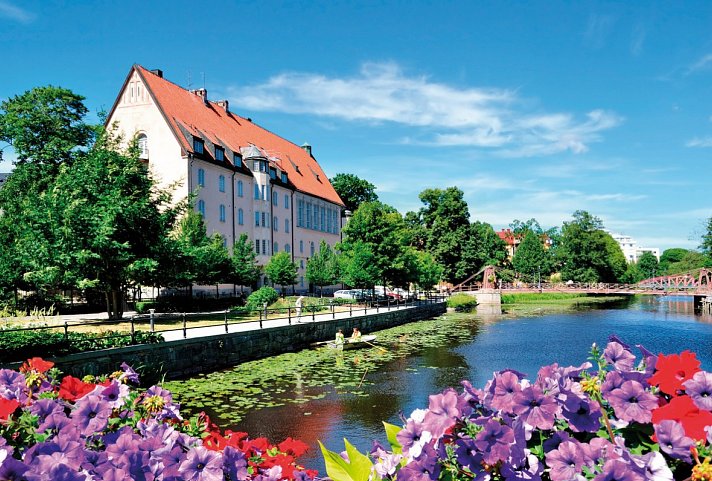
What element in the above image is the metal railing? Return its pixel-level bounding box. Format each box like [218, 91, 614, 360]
[0, 295, 446, 362]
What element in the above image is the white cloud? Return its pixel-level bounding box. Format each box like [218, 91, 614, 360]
[0, 1, 34, 23]
[687, 54, 712, 74]
[686, 136, 712, 148]
[229, 62, 621, 157]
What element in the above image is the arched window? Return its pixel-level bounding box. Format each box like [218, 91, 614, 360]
[300, 240, 304, 253]
[273, 216, 278, 231]
[197, 168, 205, 187]
[310, 242, 315, 256]
[219, 175, 225, 192]
[238, 208, 244, 225]
[284, 194, 289, 209]
[285, 244, 291, 253]
[254, 184, 260, 200]
[273, 242, 278, 254]
[137, 133, 148, 159]
[197, 200, 205, 217]
[219, 204, 226, 222]
[237, 180, 243, 197]
[272, 191, 278, 206]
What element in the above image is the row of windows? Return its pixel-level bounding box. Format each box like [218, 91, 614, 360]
[297, 200, 339, 234]
[254, 240, 292, 255]
[197, 169, 247, 198]
[197, 170, 296, 213]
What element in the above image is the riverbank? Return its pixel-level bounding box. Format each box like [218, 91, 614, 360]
[500, 293, 631, 314]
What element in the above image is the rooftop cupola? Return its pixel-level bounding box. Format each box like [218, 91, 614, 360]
[241, 144, 266, 160]
[301, 142, 312, 156]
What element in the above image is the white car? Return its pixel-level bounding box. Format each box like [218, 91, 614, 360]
[333, 290, 356, 299]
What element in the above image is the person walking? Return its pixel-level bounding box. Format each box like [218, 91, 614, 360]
[295, 296, 305, 321]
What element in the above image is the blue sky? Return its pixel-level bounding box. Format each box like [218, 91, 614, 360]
[1, 1, 711, 250]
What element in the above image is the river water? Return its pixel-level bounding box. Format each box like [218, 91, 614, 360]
[164, 295, 712, 471]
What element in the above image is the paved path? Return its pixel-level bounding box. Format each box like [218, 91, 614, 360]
[159, 302, 426, 342]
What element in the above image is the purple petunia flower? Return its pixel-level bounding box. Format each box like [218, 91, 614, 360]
[638, 452, 673, 481]
[120, 362, 140, 384]
[71, 394, 112, 437]
[397, 415, 432, 459]
[561, 393, 602, 433]
[654, 420, 694, 462]
[604, 342, 636, 372]
[224, 446, 248, 481]
[682, 370, 712, 411]
[512, 385, 559, 430]
[396, 443, 441, 481]
[473, 418, 514, 465]
[594, 459, 644, 481]
[0, 455, 29, 480]
[546, 441, 584, 481]
[25, 462, 88, 481]
[606, 380, 658, 424]
[422, 389, 460, 439]
[29, 398, 64, 425]
[93, 380, 130, 409]
[501, 450, 543, 481]
[178, 446, 223, 481]
[454, 436, 483, 471]
[490, 371, 522, 413]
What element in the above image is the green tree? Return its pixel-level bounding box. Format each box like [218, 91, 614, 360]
[339, 201, 411, 287]
[702, 216, 712, 259]
[509, 218, 543, 235]
[417, 187, 472, 283]
[664, 250, 709, 274]
[659, 248, 689, 273]
[264, 252, 298, 295]
[306, 240, 340, 296]
[620, 262, 642, 284]
[637, 252, 660, 279]
[512, 230, 550, 282]
[231, 233, 261, 291]
[330, 173, 378, 213]
[559, 211, 625, 283]
[415, 251, 443, 292]
[340, 242, 382, 290]
[44, 130, 180, 318]
[0, 86, 93, 166]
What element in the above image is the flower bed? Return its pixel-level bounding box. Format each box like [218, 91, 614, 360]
[0, 358, 316, 480]
[321, 336, 712, 481]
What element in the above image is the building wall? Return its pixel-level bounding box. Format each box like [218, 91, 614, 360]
[107, 70, 188, 204]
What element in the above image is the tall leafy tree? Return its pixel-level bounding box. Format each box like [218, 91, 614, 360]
[330, 173, 378, 213]
[659, 248, 689, 273]
[512, 230, 550, 282]
[0, 86, 93, 166]
[306, 240, 340, 296]
[417, 187, 472, 283]
[231, 233, 261, 291]
[702, 216, 712, 259]
[509, 218, 543, 235]
[264, 252, 298, 295]
[637, 252, 660, 279]
[339, 201, 411, 287]
[45, 130, 180, 319]
[340, 242, 382, 290]
[415, 251, 443, 292]
[559, 211, 626, 283]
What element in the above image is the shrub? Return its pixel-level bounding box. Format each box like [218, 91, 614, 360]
[134, 301, 159, 314]
[246, 286, 279, 309]
[447, 293, 478, 311]
[0, 329, 163, 363]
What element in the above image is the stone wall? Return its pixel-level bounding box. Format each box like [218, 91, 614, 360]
[39, 303, 446, 380]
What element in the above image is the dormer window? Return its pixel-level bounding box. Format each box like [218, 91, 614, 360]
[281, 172, 288, 183]
[215, 147, 225, 161]
[233, 153, 242, 167]
[269, 167, 277, 180]
[193, 137, 204, 154]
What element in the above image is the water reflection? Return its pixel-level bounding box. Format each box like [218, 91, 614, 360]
[167, 296, 712, 471]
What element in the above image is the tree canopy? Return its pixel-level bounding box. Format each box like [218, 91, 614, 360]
[512, 230, 550, 282]
[231, 233, 261, 289]
[330, 173, 378, 213]
[306, 240, 340, 295]
[264, 252, 298, 295]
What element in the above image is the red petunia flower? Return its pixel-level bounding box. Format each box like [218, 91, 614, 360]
[58, 376, 96, 402]
[0, 398, 20, 421]
[305, 469, 318, 479]
[20, 357, 54, 374]
[242, 436, 271, 455]
[278, 437, 310, 457]
[652, 395, 712, 441]
[648, 351, 701, 396]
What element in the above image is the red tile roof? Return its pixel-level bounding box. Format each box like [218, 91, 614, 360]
[132, 65, 344, 206]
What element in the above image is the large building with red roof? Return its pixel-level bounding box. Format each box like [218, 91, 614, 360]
[107, 65, 345, 292]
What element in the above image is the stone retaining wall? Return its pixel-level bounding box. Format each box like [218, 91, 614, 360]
[39, 303, 446, 380]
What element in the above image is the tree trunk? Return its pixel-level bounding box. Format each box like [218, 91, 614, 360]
[106, 289, 124, 320]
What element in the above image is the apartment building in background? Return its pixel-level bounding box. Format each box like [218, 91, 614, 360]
[609, 232, 660, 263]
[106, 65, 345, 294]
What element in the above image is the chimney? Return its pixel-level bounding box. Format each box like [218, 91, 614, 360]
[194, 88, 208, 105]
[150, 69, 163, 78]
[216, 99, 229, 112]
[301, 142, 312, 156]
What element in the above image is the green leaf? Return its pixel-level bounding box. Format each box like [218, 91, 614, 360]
[319, 441, 357, 481]
[382, 421, 403, 455]
[344, 438, 373, 481]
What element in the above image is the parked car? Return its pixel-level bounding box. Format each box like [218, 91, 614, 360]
[393, 288, 417, 301]
[334, 290, 357, 299]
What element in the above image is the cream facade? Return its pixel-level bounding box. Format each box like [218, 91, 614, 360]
[107, 67, 344, 294]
